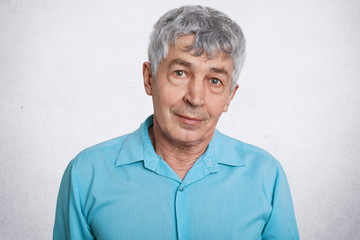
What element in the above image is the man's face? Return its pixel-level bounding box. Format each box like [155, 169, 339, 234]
[143, 35, 238, 145]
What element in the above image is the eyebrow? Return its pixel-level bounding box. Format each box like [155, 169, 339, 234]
[168, 58, 192, 68]
[209, 67, 229, 77]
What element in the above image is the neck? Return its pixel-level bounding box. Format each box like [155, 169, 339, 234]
[148, 125, 211, 180]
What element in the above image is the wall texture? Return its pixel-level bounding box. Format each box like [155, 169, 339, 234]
[1, 0, 359, 239]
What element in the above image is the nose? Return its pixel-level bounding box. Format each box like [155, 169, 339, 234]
[183, 79, 205, 107]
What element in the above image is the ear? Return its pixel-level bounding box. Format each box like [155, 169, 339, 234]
[143, 62, 153, 96]
[223, 84, 239, 112]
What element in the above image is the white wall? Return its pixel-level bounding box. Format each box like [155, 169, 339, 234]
[1, 0, 359, 239]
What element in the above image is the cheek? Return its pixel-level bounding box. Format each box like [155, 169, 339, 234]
[154, 90, 181, 114]
[206, 97, 230, 116]
[159, 85, 185, 105]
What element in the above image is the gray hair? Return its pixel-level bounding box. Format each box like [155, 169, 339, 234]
[148, 5, 246, 89]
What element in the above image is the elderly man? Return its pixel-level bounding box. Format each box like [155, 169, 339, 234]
[54, 5, 299, 239]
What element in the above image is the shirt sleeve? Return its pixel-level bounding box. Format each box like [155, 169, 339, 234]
[262, 161, 300, 240]
[53, 159, 94, 240]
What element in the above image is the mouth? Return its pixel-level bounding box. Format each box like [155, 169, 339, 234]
[175, 113, 204, 126]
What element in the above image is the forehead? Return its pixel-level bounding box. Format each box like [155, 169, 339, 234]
[170, 35, 232, 61]
[163, 35, 234, 71]
[175, 34, 196, 49]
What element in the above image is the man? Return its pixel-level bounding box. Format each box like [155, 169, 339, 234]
[54, 5, 299, 239]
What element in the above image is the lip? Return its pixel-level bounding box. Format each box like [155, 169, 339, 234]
[176, 114, 204, 126]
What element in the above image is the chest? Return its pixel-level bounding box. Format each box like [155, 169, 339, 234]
[83, 167, 272, 240]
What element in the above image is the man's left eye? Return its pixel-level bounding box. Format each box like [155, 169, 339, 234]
[174, 70, 185, 77]
[210, 78, 221, 85]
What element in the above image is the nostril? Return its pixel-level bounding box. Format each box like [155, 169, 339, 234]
[183, 94, 205, 107]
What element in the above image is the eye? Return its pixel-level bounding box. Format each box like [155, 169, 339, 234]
[209, 78, 222, 86]
[174, 70, 185, 77]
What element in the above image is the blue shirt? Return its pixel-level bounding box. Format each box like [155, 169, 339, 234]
[53, 116, 299, 240]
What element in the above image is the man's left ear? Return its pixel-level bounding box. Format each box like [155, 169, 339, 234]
[223, 84, 239, 112]
[143, 62, 153, 96]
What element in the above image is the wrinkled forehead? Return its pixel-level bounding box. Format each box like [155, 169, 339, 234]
[172, 34, 233, 62]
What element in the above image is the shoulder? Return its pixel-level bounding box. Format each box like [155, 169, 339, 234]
[60, 134, 132, 196]
[80, 134, 129, 157]
[215, 130, 281, 170]
[215, 131, 288, 203]
[69, 134, 130, 173]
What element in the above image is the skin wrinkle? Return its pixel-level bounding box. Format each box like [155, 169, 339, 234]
[148, 125, 206, 176]
[168, 58, 230, 83]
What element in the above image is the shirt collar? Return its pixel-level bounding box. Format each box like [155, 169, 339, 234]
[209, 130, 246, 167]
[115, 115, 246, 168]
[115, 115, 156, 167]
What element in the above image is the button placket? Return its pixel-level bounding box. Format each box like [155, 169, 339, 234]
[175, 185, 189, 240]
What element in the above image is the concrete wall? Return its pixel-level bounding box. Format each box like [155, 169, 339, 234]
[1, 0, 359, 239]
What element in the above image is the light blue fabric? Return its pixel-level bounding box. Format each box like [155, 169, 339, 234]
[53, 116, 299, 240]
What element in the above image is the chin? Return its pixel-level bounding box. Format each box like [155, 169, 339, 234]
[167, 128, 207, 145]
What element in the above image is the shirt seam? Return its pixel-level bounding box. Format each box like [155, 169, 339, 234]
[72, 157, 93, 234]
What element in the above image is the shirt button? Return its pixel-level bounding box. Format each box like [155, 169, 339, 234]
[179, 187, 184, 192]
